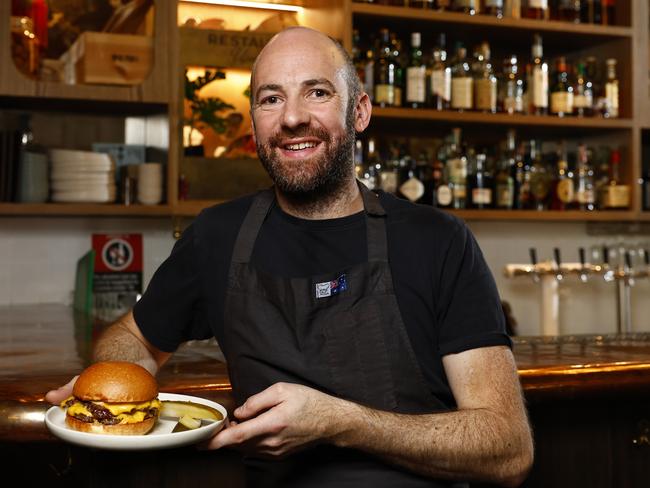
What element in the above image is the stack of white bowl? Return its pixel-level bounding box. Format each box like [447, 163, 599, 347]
[137, 163, 163, 205]
[49, 149, 116, 203]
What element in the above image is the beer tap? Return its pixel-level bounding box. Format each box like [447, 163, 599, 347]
[529, 247, 540, 283]
[553, 247, 563, 282]
[603, 245, 615, 282]
[578, 247, 589, 283]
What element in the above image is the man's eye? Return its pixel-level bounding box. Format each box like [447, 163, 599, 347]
[312, 89, 328, 98]
[261, 96, 279, 105]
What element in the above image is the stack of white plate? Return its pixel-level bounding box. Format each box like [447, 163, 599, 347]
[49, 149, 116, 203]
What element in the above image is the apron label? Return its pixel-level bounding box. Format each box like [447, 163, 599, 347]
[315, 274, 347, 298]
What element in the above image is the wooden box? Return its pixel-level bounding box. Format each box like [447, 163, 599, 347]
[61, 32, 153, 86]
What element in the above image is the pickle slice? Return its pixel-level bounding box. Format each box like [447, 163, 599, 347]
[160, 400, 224, 421]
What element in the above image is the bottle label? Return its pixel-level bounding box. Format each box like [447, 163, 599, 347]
[406, 66, 427, 103]
[576, 188, 595, 204]
[448, 157, 468, 181]
[431, 69, 451, 101]
[472, 188, 492, 205]
[454, 0, 476, 7]
[485, 0, 503, 6]
[381, 172, 398, 194]
[557, 178, 574, 203]
[436, 185, 453, 206]
[400, 177, 425, 202]
[606, 82, 619, 115]
[453, 183, 467, 200]
[533, 66, 548, 108]
[475, 79, 497, 111]
[375, 84, 395, 106]
[528, 0, 548, 8]
[394, 87, 403, 107]
[551, 91, 574, 114]
[573, 92, 593, 109]
[451, 77, 473, 109]
[602, 185, 630, 208]
[496, 184, 514, 208]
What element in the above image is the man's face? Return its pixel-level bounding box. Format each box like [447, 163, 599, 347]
[250, 30, 355, 198]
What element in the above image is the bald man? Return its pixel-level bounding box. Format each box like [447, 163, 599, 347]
[47, 27, 533, 488]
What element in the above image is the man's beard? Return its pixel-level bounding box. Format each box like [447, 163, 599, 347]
[256, 106, 356, 206]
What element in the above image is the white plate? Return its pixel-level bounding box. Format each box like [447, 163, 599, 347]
[45, 393, 227, 451]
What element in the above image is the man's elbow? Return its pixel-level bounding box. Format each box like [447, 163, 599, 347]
[499, 436, 534, 488]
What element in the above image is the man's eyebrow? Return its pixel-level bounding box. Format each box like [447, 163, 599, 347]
[255, 83, 283, 100]
[302, 78, 337, 92]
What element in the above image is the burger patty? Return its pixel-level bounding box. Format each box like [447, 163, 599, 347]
[63, 398, 159, 425]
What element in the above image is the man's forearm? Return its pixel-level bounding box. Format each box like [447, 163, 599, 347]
[93, 311, 165, 376]
[330, 401, 532, 487]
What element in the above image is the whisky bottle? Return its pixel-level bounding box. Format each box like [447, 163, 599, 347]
[374, 29, 395, 107]
[580, 0, 602, 23]
[428, 33, 451, 110]
[500, 55, 524, 114]
[602, 58, 619, 118]
[473, 41, 498, 113]
[572, 61, 593, 117]
[529, 140, 552, 210]
[602, 0, 616, 25]
[482, 0, 504, 17]
[514, 142, 532, 209]
[495, 130, 516, 209]
[410, 0, 435, 7]
[558, 0, 581, 22]
[433, 142, 453, 208]
[364, 44, 375, 103]
[380, 144, 401, 194]
[549, 142, 575, 210]
[524, 0, 549, 20]
[436, 0, 452, 10]
[451, 43, 474, 111]
[598, 149, 629, 209]
[391, 34, 405, 107]
[550, 56, 574, 117]
[359, 138, 380, 190]
[468, 152, 493, 209]
[447, 128, 468, 209]
[575, 143, 595, 211]
[453, 0, 479, 15]
[406, 32, 427, 108]
[530, 34, 549, 115]
[398, 153, 426, 203]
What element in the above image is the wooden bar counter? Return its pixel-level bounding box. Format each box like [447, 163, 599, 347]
[2, 304, 650, 487]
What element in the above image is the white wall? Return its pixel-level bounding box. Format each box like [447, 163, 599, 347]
[1, 217, 649, 337]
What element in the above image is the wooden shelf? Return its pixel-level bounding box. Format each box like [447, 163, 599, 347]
[449, 209, 638, 221]
[0, 203, 172, 217]
[370, 107, 634, 129]
[351, 3, 633, 38]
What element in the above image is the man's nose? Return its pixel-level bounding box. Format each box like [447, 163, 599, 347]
[280, 96, 310, 129]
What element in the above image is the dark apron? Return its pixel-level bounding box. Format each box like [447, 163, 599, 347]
[222, 185, 467, 488]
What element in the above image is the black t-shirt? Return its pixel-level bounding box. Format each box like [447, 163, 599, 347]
[134, 190, 510, 408]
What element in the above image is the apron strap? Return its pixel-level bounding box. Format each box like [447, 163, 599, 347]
[231, 184, 390, 264]
[231, 189, 275, 264]
[358, 182, 389, 264]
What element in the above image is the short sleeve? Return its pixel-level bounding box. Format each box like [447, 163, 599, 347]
[133, 223, 211, 352]
[436, 223, 511, 356]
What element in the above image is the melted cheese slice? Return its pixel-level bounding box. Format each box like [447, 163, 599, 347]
[62, 397, 161, 424]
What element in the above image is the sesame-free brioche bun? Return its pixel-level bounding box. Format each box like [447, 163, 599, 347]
[65, 414, 156, 435]
[73, 361, 158, 403]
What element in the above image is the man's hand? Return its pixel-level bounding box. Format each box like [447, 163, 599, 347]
[44, 376, 78, 405]
[206, 382, 344, 457]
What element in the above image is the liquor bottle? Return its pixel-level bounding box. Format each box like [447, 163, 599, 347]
[580, 0, 602, 23]
[359, 138, 380, 190]
[468, 152, 493, 209]
[575, 143, 595, 211]
[500, 55, 524, 114]
[572, 61, 593, 117]
[513, 142, 532, 209]
[450, 43, 474, 112]
[381, 144, 401, 194]
[447, 128, 468, 208]
[524, 0, 548, 19]
[473, 41, 498, 113]
[530, 34, 549, 115]
[549, 142, 575, 210]
[453, 0, 479, 15]
[598, 149, 629, 209]
[374, 29, 395, 107]
[352, 30, 366, 88]
[602, 58, 619, 118]
[494, 130, 516, 209]
[550, 56, 574, 117]
[592, 0, 602, 23]
[410, 0, 435, 7]
[528, 140, 551, 210]
[482, 0, 504, 17]
[602, 0, 615, 25]
[364, 44, 375, 103]
[428, 33, 451, 110]
[433, 142, 453, 207]
[406, 32, 427, 109]
[436, 0, 452, 10]
[558, 0, 581, 22]
[398, 153, 426, 203]
[391, 34, 405, 107]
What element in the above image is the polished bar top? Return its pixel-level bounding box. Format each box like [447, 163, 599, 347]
[3, 304, 650, 441]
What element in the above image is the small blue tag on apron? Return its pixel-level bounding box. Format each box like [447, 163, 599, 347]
[315, 274, 347, 298]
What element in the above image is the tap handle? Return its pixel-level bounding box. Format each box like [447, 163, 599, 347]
[625, 251, 632, 270]
[529, 247, 538, 266]
[554, 247, 562, 267]
[603, 246, 610, 266]
[579, 247, 586, 267]
[644, 249, 649, 266]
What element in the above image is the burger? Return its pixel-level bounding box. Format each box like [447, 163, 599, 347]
[60, 361, 161, 435]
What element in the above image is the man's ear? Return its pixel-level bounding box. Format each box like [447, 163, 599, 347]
[353, 92, 372, 134]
